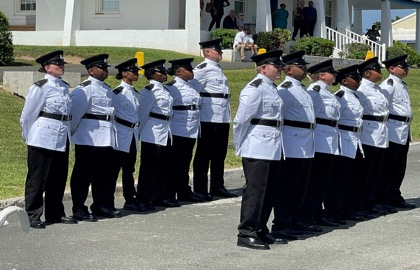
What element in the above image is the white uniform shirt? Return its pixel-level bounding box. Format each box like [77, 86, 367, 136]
[191, 59, 230, 123]
[169, 77, 202, 138]
[233, 74, 284, 160]
[138, 80, 173, 146]
[70, 76, 116, 147]
[278, 76, 315, 158]
[20, 74, 71, 152]
[335, 87, 364, 159]
[379, 74, 412, 145]
[308, 80, 341, 155]
[355, 78, 389, 148]
[233, 31, 246, 48]
[112, 81, 141, 153]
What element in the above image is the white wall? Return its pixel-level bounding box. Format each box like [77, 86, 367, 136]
[36, 1, 66, 30]
[0, 1, 28, 25]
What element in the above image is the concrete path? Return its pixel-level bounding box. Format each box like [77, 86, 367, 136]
[1, 144, 419, 270]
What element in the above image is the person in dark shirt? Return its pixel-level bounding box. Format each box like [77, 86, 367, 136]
[365, 25, 381, 42]
[302, 1, 317, 37]
[223, 10, 239, 30]
[208, 0, 230, 31]
[292, 0, 305, 40]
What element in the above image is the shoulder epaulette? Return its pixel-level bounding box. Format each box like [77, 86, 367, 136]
[113, 86, 123, 94]
[196, 63, 207, 69]
[62, 80, 69, 86]
[387, 78, 394, 86]
[335, 90, 345, 98]
[250, 78, 262, 87]
[166, 80, 176, 86]
[280, 81, 292, 88]
[145, 84, 154, 90]
[34, 79, 48, 87]
[312, 85, 321, 92]
[79, 80, 92, 87]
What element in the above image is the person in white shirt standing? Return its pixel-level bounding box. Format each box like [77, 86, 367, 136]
[233, 27, 257, 62]
[20, 50, 77, 229]
[111, 58, 143, 212]
[379, 55, 416, 209]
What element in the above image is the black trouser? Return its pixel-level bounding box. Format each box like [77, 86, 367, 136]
[193, 122, 229, 194]
[379, 141, 410, 204]
[304, 19, 316, 36]
[113, 136, 138, 203]
[70, 145, 115, 214]
[208, 8, 224, 31]
[171, 135, 196, 198]
[296, 152, 336, 224]
[238, 158, 280, 238]
[136, 140, 171, 204]
[292, 22, 305, 39]
[272, 157, 312, 232]
[25, 145, 69, 222]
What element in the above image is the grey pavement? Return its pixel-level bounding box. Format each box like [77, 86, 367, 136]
[1, 144, 420, 270]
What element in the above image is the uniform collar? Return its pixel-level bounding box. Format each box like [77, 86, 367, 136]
[88, 76, 106, 85]
[121, 80, 133, 90]
[316, 80, 329, 90]
[361, 78, 379, 88]
[257, 73, 277, 87]
[285, 75, 303, 86]
[45, 73, 61, 83]
[175, 76, 188, 85]
[204, 58, 221, 68]
[389, 74, 403, 84]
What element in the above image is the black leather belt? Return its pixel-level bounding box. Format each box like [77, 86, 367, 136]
[82, 113, 113, 121]
[39, 111, 72, 121]
[149, 112, 171, 121]
[284, 119, 316, 130]
[173, 105, 200, 110]
[316, 118, 338, 127]
[250, 118, 283, 127]
[338, 124, 363, 132]
[362, 115, 387, 122]
[200, 92, 231, 99]
[388, 114, 411, 123]
[115, 116, 139, 128]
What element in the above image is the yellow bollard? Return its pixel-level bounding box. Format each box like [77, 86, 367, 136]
[365, 51, 374, 61]
[258, 48, 266, 55]
[135, 52, 145, 75]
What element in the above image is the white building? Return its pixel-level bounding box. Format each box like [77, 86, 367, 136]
[1, 0, 420, 57]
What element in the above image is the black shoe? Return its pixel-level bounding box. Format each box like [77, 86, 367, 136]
[195, 193, 214, 201]
[92, 207, 121, 218]
[46, 216, 78, 224]
[263, 234, 288, 245]
[237, 236, 270, 250]
[210, 187, 237, 198]
[178, 193, 205, 202]
[370, 205, 388, 216]
[355, 210, 374, 220]
[293, 222, 323, 233]
[30, 220, 46, 229]
[123, 202, 146, 212]
[137, 202, 156, 211]
[316, 217, 340, 227]
[345, 213, 365, 221]
[72, 211, 98, 222]
[381, 204, 398, 214]
[390, 201, 416, 209]
[155, 199, 180, 208]
[271, 231, 301, 241]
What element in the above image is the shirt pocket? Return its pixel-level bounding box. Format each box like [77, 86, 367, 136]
[49, 96, 67, 112]
[118, 100, 132, 112]
[324, 100, 340, 119]
[262, 100, 282, 117]
[92, 97, 111, 107]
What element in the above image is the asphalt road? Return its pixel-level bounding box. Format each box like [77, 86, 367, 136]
[1, 144, 420, 270]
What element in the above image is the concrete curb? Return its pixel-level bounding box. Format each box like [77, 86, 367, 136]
[0, 168, 245, 211]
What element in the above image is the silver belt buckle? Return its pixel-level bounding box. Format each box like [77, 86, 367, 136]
[309, 122, 316, 129]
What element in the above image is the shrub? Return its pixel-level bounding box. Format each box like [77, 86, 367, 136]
[387, 41, 420, 66]
[211, 28, 237, 49]
[0, 11, 14, 65]
[339, 42, 370, 60]
[253, 28, 291, 52]
[292, 37, 334, 57]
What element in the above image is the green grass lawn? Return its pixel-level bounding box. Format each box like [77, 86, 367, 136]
[1, 46, 420, 200]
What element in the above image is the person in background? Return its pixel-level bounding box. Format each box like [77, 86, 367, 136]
[191, 39, 237, 201]
[292, 0, 305, 41]
[302, 0, 317, 36]
[233, 27, 257, 62]
[70, 54, 117, 221]
[379, 54, 416, 209]
[208, 0, 231, 31]
[222, 10, 239, 30]
[234, 50, 288, 250]
[20, 50, 77, 229]
[236, 13, 245, 31]
[365, 25, 381, 42]
[111, 58, 143, 212]
[273, 3, 289, 29]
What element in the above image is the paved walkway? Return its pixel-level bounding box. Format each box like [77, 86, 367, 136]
[1, 145, 419, 270]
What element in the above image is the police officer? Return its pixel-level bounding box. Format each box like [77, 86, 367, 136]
[271, 50, 316, 239]
[70, 54, 117, 221]
[166, 58, 204, 203]
[111, 58, 142, 212]
[234, 50, 287, 250]
[354, 57, 395, 216]
[136, 60, 177, 209]
[325, 65, 365, 222]
[20, 50, 77, 228]
[298, 59, 341, 228]
[379, 55, 415, 209]
[191, 39, 237, 201]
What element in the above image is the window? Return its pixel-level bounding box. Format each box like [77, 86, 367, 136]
[325, 0, 332, 27]
[234, 0, 244, 14]
[97, 0, 120, 14]
[16, 0, 36, 14]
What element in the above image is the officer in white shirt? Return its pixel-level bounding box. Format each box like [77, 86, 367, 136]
[70, 54, 117, 221]
[354, 57, 395, 216]
[271, 50, 316, 239]
[234, 50, 287, 250]
[111, 58, 142, 212]
[192, 39, 237, 200]
[166, 58, 204, 203]
[20, 50, 77, 228]
[136, 60, 177, 209]
[379, 55, 415, 209]
[325, 65, 366, 222]
[298, 59, 341, 228]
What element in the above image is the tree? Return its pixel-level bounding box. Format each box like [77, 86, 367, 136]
[0, 11, 14, 65]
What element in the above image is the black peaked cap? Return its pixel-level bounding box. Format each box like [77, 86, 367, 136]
[281, 50, 310, 65]
[168, 58, 194, 70]
[80, 54, 110, 69]
[141, 59, 166, 72]
[115, 58, 139, 72]
[334, 64, 361, 85]
[358, 57, 381, 73]
[251, 50, 284, 67]
[382, 54, 409, 68]
[307, 59, 337, 74]
[199, 39, 223, 51]
[35, 50, 67, 66]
